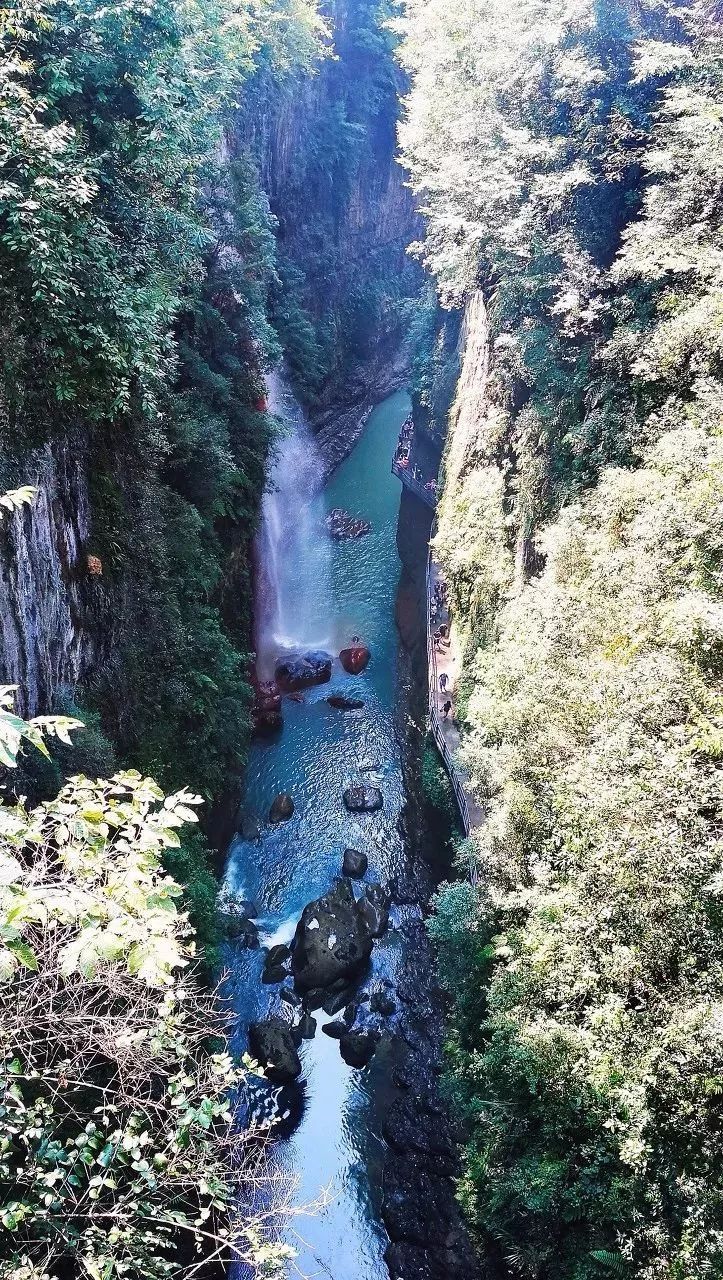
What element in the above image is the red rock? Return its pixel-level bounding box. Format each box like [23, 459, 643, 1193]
[340, 645, 370, 675]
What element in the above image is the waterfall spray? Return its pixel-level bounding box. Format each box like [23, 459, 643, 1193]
[254, 370, 333, 676]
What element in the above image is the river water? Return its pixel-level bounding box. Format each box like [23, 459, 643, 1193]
[223, 388, 414, 1278]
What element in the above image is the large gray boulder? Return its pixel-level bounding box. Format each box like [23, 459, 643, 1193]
[291, 878, 373, 992]
[248, 1018, 302, 1083]
[275, 650, 333, 692]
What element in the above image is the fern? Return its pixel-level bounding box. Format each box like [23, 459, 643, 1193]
[590, 1251, 628, 1276]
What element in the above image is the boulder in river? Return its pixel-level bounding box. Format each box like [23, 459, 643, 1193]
[297, 1012, 317, 1040]
[327, 693, 365, 711]
[252, 680, 283, 736]
[248, 1018, 302, 1084]
[291, 878, 373, 992]
[340, 1029, 379, 1069]
[342, 847, 368, 878]
[275, 650, 333, 692]
[269, 792, 294, 824]
[322, 1020, 347, 1040]
[266, 943, 292, 967]
[358, 895, 389, 939]
[223, 914, 260, 948]
[339, 644, 371, 675]
[262, 963, 288, 985]
[343, 785, 383, 814]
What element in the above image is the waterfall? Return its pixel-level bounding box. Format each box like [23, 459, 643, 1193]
[254, 370, 333, 676]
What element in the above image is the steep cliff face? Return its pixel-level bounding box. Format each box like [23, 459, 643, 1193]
[240, 0, 422, 431]
[0, 441, 104, 718]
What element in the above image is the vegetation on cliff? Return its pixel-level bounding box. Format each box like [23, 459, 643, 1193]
[398, 1, 723, 1276]
[0, 0, 324, 943]
[0, 698, 292, 1279]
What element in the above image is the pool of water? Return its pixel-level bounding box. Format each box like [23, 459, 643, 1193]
[223, 389, 412, 1278]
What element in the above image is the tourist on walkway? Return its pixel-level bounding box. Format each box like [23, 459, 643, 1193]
[443, 700, 452, 719]
[439, 672, 448, 693]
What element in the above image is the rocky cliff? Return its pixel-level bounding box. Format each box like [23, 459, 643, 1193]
[239, 0, 422, 429]
[0, 440, 104, 718]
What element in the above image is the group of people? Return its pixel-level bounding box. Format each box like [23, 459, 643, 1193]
[431, 578, 448, 625]
[432, 577, 454, 717]
[393, 416, 440, 501]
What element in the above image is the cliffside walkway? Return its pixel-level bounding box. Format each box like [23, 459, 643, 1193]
[426, 556, 485, 877]
[392, 414, 438, 509]
[392, 414, 482, 864]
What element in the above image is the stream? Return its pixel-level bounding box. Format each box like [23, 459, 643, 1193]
[222, 385, 415, 1277]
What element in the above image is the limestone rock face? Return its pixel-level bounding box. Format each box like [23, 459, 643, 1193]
[248, 1018, 302, 1083]
[291, 878, 373, 992]
[275, 650, 333, 692]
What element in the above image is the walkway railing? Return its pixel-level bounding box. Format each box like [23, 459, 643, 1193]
[425, 555, 472, 841]
[392, 459, 437, 509]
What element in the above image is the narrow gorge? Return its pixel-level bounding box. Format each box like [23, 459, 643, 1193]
[2, 2, 722, 1280]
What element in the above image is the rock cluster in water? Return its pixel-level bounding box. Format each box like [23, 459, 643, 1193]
[275, 649, 333, 692]
[251, 678, 283, 735]
[248, 871, 397, 1080]
[325, 507, 371, 540]
[343, 784, 383, 813]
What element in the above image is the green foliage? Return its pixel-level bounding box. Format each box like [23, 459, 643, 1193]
[400, 2, 723, 1276]
[0, 684, 81, 772]
[421, 741, 456, 822]
[0, 766, 294, 1278]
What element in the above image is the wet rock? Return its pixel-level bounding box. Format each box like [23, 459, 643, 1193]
[225, 916, 260, 948]
[238, 813, 261, 842]
[262, 964, 288, 985]
[339, 644, 371, 675]
[327, 693, 365, 711]
[266, 943, 291, 967]
[252, 680, 283, 736]
[297, 1012, 317, 1040]
[291, 878, 373, 992]
[343, 785, 383, 813]
[279, 987, 302, 1008]
[339, 1029, 379, 1068]
[358, 896, 388, 939]
[301, 987, 327, 1011]
[236, 899, 259, 919]
[358, 883, 391, 938]
[322, 986, 354, 1017]
[275, 650, 333, 692]
[370, 991, 396, 1017]
[322, 1020, 347, 1040]
[342, 1002, 357, 1027]
[342, 847, 368, 878]
[269, 792, 294, 824]
[248, 1018, 302, 1084]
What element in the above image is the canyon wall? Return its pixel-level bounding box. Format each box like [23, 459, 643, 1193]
[0, 439, 103, 718]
